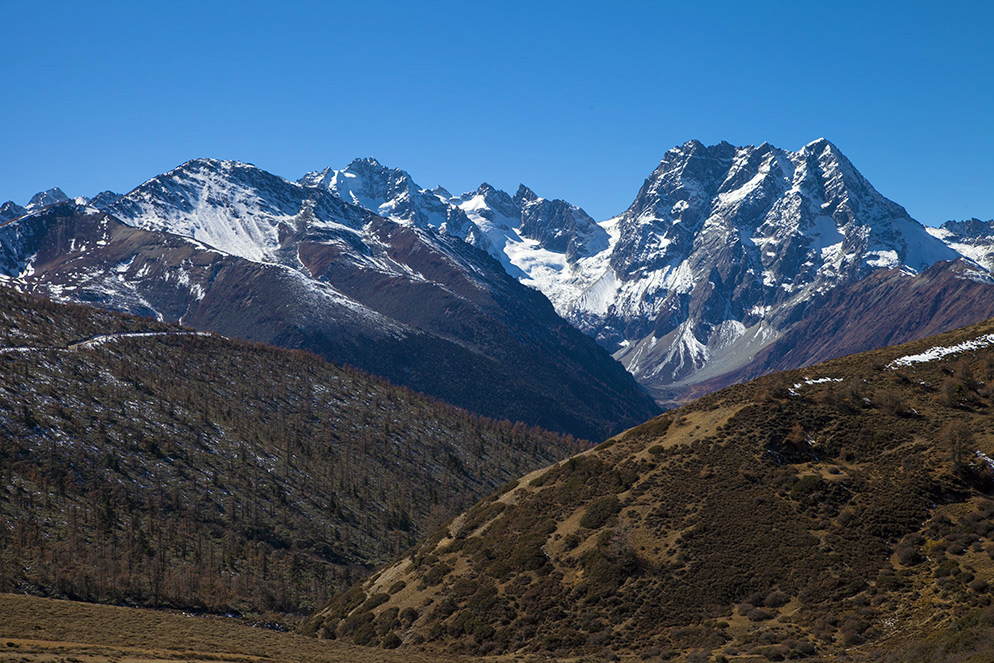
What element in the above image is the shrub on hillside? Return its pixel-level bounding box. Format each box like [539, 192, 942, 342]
[580, 496, 622, 529]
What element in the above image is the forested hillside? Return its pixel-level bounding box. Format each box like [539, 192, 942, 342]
[0, 286, 584, 616]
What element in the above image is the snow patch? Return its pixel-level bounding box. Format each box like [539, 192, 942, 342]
[792, 377, 843, 390]
[865, 250, 900, 269]
[887, 333, 994, 369]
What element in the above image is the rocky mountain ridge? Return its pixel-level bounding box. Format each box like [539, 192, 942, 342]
[0, 165, 659, 441]
[927, 218, 994, 272]
[3, 141, 991, 406]
[296, 141, 993, 402]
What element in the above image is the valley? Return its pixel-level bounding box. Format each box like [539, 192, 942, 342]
[0, 593, 464, 663]
[2, 140, 994, 662]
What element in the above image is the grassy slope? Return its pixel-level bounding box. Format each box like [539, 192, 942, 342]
[4, 593, 994, 663]
[309, 316, 994, 660]
[0, 593, 465, 663]
[0, 285, 584, 616]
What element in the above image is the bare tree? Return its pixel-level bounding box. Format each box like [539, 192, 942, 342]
[940, 420, 974, 471]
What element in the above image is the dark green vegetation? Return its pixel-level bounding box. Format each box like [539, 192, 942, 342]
[0, 285, 584, 616]
[311, 317, 994, 660]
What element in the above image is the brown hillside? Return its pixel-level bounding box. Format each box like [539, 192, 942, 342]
[308, 316, 994, 660]
[0, 285, 584, 616]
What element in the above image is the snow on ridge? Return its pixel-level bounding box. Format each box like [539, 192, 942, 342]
[26, 144, 989, 396]
[792, 377, 843, 390]
[927, 226, 994, 273]
[0, 331, 211, 355]
[887, 333, 994, 369]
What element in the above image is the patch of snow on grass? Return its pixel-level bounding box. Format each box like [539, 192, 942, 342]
[887, 333, 994, 369]
[792, 377, 843, 390]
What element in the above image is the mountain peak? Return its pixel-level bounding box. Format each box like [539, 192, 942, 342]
[429, 184, 452, 199]
[346, 156, 385, 171]
[801, 136, 840, 155]
[166, 158, 266, 180]
[513, 184, 538, 204]
[940, 218, 994, 238]
[588, 137, 964, 393]
[26, 187, 69, 210]
[335, 158, 420, 193]
[0, 200, 28, 222]
[87, 191, 122, 209]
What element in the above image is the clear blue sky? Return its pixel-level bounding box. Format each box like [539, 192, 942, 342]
[2, 0, 991, 225]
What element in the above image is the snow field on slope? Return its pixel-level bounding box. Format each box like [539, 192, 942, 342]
[887, 333, 994, 369]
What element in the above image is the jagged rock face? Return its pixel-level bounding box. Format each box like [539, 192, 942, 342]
[515, 184, 608, 262]
[0, 201, 27, 223]
[927, 218, 994, 272]
[450, 183, 609, 265]
[303, 158, 609, 307]
[26, 187, 69, 210]
[298, 144, 981, 401]
[1, 159, 659, 441]
[86, 190, 122, 209]
[556, 139, 962, 395]
[299, 158, 472, 237]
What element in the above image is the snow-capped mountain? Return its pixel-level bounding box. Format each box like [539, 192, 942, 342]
[565, 138, 964, 395]
[299, 159, 610, 303]
[299, 158, 473, 237]
[107, 158, 373, 263]
[304, 141, 977, 400]
[0, 161, 660, 441]
[1, 188, 120, 222]
[927, 218, 994, 272]
[87, 190, 122, 209]
[2, 141, 989, 409]
[0, 201, 27, 223]
[26, 187, 69, 210]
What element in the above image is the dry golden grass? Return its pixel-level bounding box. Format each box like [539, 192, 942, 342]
[0, 594, 466, 663]
[307, 316, 994, 661]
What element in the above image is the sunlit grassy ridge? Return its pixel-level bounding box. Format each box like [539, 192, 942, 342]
[309, 316, 994, 660]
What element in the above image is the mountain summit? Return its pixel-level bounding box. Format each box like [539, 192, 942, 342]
[567, 138, 962, 396]
[26, 186, 70, 210]
[1, 159, 660, 441]
[305, 142, 978, 403]
[3, 142, 989, 411]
